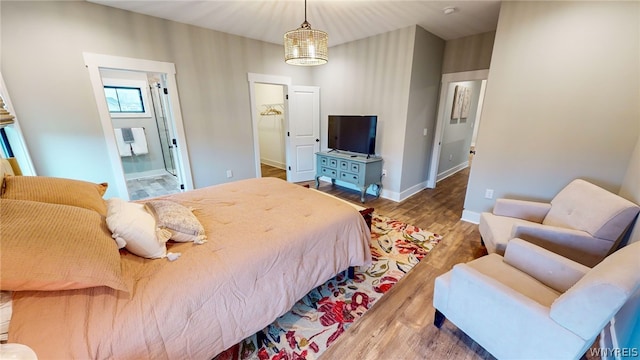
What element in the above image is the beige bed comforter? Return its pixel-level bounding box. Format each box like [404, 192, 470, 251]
[8, 177, 371, 359]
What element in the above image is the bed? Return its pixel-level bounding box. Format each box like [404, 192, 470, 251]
[0, 175, 371, 359]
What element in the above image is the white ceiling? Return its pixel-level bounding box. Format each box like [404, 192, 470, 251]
[87, 0, 501, 46]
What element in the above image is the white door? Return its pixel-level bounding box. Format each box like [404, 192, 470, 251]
[286, 86, 320, 182]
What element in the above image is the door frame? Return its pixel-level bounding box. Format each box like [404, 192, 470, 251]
[247, 73, 292, 180]
[84, 52, 193, 199]
[427, 69, 489, 188]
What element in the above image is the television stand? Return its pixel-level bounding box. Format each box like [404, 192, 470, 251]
[315, 151, 383, 203]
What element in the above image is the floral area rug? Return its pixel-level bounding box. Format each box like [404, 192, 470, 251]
[215, 213, 441, 360]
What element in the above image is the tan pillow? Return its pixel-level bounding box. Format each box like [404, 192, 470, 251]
[0, 199, 128, 292]
[1, 175, 108, 216]
[145, 199, 207, 244]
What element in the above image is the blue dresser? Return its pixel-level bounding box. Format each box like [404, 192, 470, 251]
[315, 151, 383, 203]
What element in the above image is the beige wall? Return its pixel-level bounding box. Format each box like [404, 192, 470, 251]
[620, 136, 640, 244]
[401, 26, 445, 194]
[313, 26, 416, 198]
[464, 1, 640, 218]
[442, 31, 495, 74]
[1, 1, 311, 197]
[313, 25, 444, 200]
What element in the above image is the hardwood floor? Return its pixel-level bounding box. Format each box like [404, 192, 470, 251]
[295, 168, 495, 359]
[261, 163, 287, 180]
[266, 167, 598, 359]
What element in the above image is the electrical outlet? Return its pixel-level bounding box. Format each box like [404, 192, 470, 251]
[382, 169, 387, 176]
[449, 154, 453, 161]
[485, 189, 494, 199]
[423, 128, 428, 136]
[226, 170, 233, 178]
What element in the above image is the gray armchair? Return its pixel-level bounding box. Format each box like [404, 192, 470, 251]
[479, 179, 639, 267]
[433, 238, 640, 360]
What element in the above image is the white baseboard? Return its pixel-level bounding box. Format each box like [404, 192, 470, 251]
[318, 176, 396, 201]
[317, 177, 432, 203]
[461, 209, 481, 224]
[437, 162, 469, 183]
[260, 159, 285, 170]
[398, 181, 428, 202]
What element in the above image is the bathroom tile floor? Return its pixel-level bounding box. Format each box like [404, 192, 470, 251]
[127, 173, 181, 200]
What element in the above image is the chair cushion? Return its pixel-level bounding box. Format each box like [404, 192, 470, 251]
[544, 179, 640, 241]
[467, 254, 561, 307]
[479, 212, 533, 255]
[551, 241, 640, 340]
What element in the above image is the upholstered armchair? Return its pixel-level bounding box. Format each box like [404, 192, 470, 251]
[433, 238, 640, 360]
[479, 179, 639, 267]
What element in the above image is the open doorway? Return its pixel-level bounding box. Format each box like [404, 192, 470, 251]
[255, 83, 287, 181]
[427, 70, 488, 189]
[84, 53, 193, 200]
[248, 73, 320, 183]
[100, 68, 180, 200]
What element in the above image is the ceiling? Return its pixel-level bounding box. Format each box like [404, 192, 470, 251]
[87, 0, 501, 47]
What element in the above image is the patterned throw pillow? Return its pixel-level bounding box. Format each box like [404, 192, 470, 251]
[145, 200, 207, 244]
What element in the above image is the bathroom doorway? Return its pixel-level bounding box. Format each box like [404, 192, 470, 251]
[100, 69, 180, 199]
[84, 53, 193, 200]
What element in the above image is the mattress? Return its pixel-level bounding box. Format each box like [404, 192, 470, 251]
[7, 177, 371, 359]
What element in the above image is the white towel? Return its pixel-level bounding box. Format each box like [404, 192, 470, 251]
[114, 128, 132, 157]
[131, 127, 148, 155]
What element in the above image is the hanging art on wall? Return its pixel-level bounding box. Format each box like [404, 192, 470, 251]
[451, 85, 471, 120]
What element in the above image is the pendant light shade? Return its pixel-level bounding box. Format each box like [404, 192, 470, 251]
[284, 0, 328, 66]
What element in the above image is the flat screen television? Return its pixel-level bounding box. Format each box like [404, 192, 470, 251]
[328, 115, 377, 156]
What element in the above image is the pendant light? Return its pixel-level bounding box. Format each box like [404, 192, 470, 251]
[0, 96, 15, 126]
[284, 0, 328, 66]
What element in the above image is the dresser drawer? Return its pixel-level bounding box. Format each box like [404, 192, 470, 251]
[339, 160, 349, 171]
[339, 160, 362, 174]
[321, 167, 337, 177]
[340, 171, 359, 184]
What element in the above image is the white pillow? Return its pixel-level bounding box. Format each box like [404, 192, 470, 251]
[106, 198, 172, 259]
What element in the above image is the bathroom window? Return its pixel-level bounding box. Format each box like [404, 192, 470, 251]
[104, 86, 145, 113]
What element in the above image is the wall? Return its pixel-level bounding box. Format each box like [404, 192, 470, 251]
[255, 83, 285, 169]
[400, 26, 445, 197]
[442, 31, 495, 74]
[437, 80, 482, 179]
[606, 135, 640, 354]
[463, 1, 640, 221]
[314, 25, 444, 200]
[313, 26, 415, 199]
[1, 1, 312, 197]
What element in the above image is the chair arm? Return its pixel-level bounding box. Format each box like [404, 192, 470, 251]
[504, 238, 589, 293]
[446, 262, 592, 358]
[492, 199, 551, 223]
[511, 223, 614, 267]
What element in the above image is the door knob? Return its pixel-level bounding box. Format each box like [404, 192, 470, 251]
[316, 139, 320, 142]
